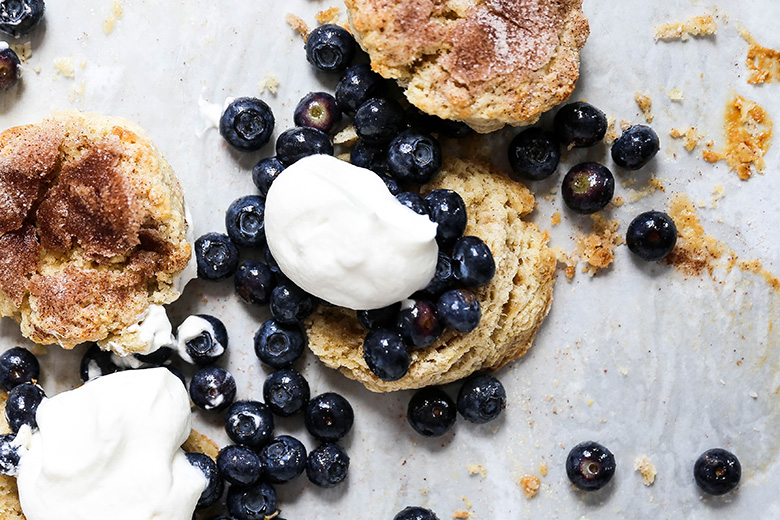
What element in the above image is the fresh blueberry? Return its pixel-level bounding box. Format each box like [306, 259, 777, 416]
[234, 261, 275, 306]
[254, 319, 306, 368]
[263, 369, 310, 417]
[252, 157, 285, 197]
[393, 506, 440, 520]
[694, 448, 741, 495]
[362, 328, 410, 381]
[189, 367, 236, 412]
[451, 236, 495, 287]
[420, 252, 454, 297]
[217, 445, 263, 487]
[275, 126, 333, 166]
[0, 0, 44, 38]
[456, 374, 505, 423]
[407, 387, 457, 437]
[396, 299, 442, 348]
[5, 382, 44, 433]
[225, 400, 274, 448]
[176, 314, 228, 366]
[0, 434, 20, 476]
[387, 130, 442, 184]
[259, 435, 307, 484]
[305, 392, 354, 442]
[294, 92, 342, 134]
[350, 139, 389, 174]
[195, 232, 240, 280]
[508, 127, 561, 181]
[132, 346, 173, 367]
[225, 195, 265, 248]
[357, 302, 401, 331]
[436, 289, 480, 333]
[405, 107, 474, 139]
[79, 343, 120, 382]
[186, 452, 224, 509]
[0, 48, 21, 89]
[395, 192, 429, 216]
[561, 162, 615, 214]
[378, 173, 402, 195]
[262, 243, 282, 280]
[626, 211, 677, 261]
[611, 125, 660, 171]
[226, 481, 278, 520]
[424, 189, 467, 247]
[335, 63, 387, 115]
[306, 443, 350, 488]
[566, 441, 616, 491]
[219, 97, 275, 152]
[353, 98, 405, 145]
[553, 101, 608, 148]
[269, 281, 316, 325]
[0, 347, 39, 391]
[305, 24, 356, 73]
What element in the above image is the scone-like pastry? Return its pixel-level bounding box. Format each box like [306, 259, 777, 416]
[305, 157, 556, 392]
[0, 111, 192, 353]
[345, 0, 590, 133]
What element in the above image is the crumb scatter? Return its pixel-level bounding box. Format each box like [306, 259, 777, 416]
[654, 15, 717, 41]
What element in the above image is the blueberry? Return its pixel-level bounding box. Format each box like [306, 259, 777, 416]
[175, 314, 228, 366]
[225, 400, 274, 448]
[262, 242, 282, 278]
[395, 191, 429, 216]
[5, 382, 44, 433]
[0, 48, 21, 89]
[357, 302, 401, 331]
[424, 189, 467, 247]
[407, 387, 456, 437]
[362, 328, 410, 381]
[226, 481, 278, 520]
[353, 98, 405, 145]
[335, 63, 387, 115]
[217, 445, 263, 487]
[275, 126, 333, 166]
[306, 443, 350, 488]
[259, 435, 307, 484]
[694, 448, 741, 495]
[234, 261, 275, 306]
[219, 97, 275, 152]
[350, 139, 389, 174]
[254, 319, 306, 368]
[561, 162, 615, 214]
[451, 236, 495, 287]
[436, 289, 480, 333]
[132, 346, 173, 367]
[189, 367, 236, 412]
[393, 506, 440, 520]
[225, 195, 265, 248]
[0, 434, 20, 476]
[305, 392, 354, 442]
[186, 452, 224, 509]
[378, 173, 402, 195]
[0, 0, 44, 38]
[626, 210, 678, 262]
[79, 343, 120, 382]
[195, 232, 240, 280]
[553, 101, 608, 148]
[0, 347, 39, 391]
[305, 24, 356, 73]
[508, 127, 560, 181]
[420, 252, 454, 297]
[269, 281, 316, 324]
[405, 107, 474, 139]
[387, 130, 442, 184]
[396, 299, 442, 348]
[263, 369, 310, 417]
[566, 441, 616, 491]
[456, 375, 505, 423]
[252, 157, 285, 197]
[294, 91, 342, 134]
[611, 125, 660, 171]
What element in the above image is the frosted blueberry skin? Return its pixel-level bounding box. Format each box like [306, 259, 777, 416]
[565, 441, 616, 491]
[293, 91, 342, 134]
[306, 443, 350, 488]
[611, 125, 660, 171]
[387, 130, 442, 185]
[0, 433, 20, 476]
[275, 126, 333, 166]
[79, 343, 121, 382]
[694, 448, 741, 495]
[0, 347, 39, 391]
[0, 0, 44, 38]
[226, 481, 278, 520]
[253, 319, 306, 369]
[626, 211, 678, 262]
[234, 261, 275, 306]
[217, 444, 263, 487]
[456, 374, 506, 423]
[353, 98, 405, 145]
[561, 162, 615, 214]
[269, 281, 317, 325]
[508, 127, 561, 181]
[436, 289, 481, 333]
[305, 392, 354, 442]
[219, 97, 275, 152]
[394, 506, 440, 520]
[195, 232, 240, 281]
[0, 48, 21, 89]
[5, 382, 45, 433]
[407, 387, 456, 437]
[451, 236, 496, 288]
[225, 195, 265, 248]
[424, 189, 467, 247]
[259, 435, 307, 484]
[305, 24, 356, 73]
[189, 366, 236, 412]
[336, 63, 388, 115]
[362, 328, 410, 382]
[350, 139, 389, 175]
[186, 452, 223, 509]
[225, 400, 275, 449]
[263, 369, 310, 417]
[252, 157, 285, 197]
[553, 101, 608, 148]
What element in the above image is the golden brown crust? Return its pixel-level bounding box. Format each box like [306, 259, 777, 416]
[305, 157, 556, 392]
[346, 0, 590, 133]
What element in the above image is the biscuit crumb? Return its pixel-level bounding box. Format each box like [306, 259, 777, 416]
[612, 196, 625, 208]
[634, 456, 657, 486]
[519, 475, 541, 499]
[665, 193, 728, 276]
[103, 0, 123, 35]
[654, 15, 717, 41]
[550, 211, 562, 226]
[620, 120, 631, 131]
[452, 512, 471, 519]
[53, 57, 75, 78]
[605, 116, 620, 144]
[575, 214, 624, 275]
[670, 127, 703, 151]
[336, 152, 351, 162]
[10, 41, 31, 62]
[634, 93, 654, 123]
[468, 464, 487, 478]
[740, 29, 780, 84]
[624, 175, 664, 203]
[668, 88, 684, 101]
[258, 72, 280, 95]
[711, 183, 725, 208]
[286, 13, 309, 40]
[552, 246, 578, 281]
[539, 462, 548, 477]
[68, 81, 86, 102]
[316, 7, 341, 25]
[334, 124, 358, 146]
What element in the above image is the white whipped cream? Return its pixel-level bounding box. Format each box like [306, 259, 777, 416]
[265, 154, 439, 310]
[104, 304, 175, 361]
[15, 368, 205, 520]
[175, 315, 224, 364]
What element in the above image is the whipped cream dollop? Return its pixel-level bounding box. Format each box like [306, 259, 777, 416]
[15, 368, 205, 520]
[265, 154, 439, 310]
[104, 304, 176, 363]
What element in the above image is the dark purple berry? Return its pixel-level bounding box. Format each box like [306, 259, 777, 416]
[436, 289, 480, 333]
[396, 299, 442, 348]
[0, 0, 44, 38]
[553, 101, 607, 148]
[293, 92, 342, 134]
[259, 435, 307, 484]
[395, 191, 429, 216]
[79, 343, 120, 382]
[456, 375, 505, 423]
[451, 236, 495, 287]
[217, 444, 263, 487]
[350, 139, 389, 174]
[694, 448, 741, 495]
[387, 129, 442, 184]
[189, 367, 236, 412]
[234, 261, 275, 306]
[252, 157, 285, 196]
[611, 125, 660, 171]
[226, 481, 278, 520]
[186, 452, 223, 509]
[275, 126, 333, 166]
[566, 441, 616, 491]
[424, 189, 467, 247]
[508, 127, 560, 181]
[254, 319, 306, 369]
[219, 97, 275, 152]
[626, 211, 677, 261]
[0, 48, 21, 89]
[561, 162, 615, 214]
[5, 382, 44, 433]
[225, 400, 274, 449]
[353, 98, 405, 145]
[362, 328, 410, 381]
[304, 392, 354, 442]
[407, 387, 456, 437]
[195, 232, 239, 280]
[357, 302, 401, 331]
[263, 369, 310, 417]
[336, 63, 387, 115]
[225, 195, 265, 247]
[0, 347, 39, 391]
[394, 506, 440, 520]
[305, 24, 356, 73]
[306, 443, 350, 488]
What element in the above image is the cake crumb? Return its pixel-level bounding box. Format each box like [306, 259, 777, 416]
[670, 127, 703, 151]
[665, 193, 728, 276]
[550, 211, 562, 226]
[316, 7, 341, 25]
[740, 29, 780, 84]
[286, 13, 309, 40]
[452, 512, 471, 519]
[68, 81, 86, 102]
[634, 456, 657, 486]
[625, 176, 664, 203]
[53, 57, 75, 78]
[258, 72, 280, 95]
[552, 247, 578, 282]
[539, 462, 548, 477]
[461, 497, 471, 509]
[668, 88, 684, 101]
[575, 214, 625, 275]
[634, 92, 654, 123]
[334, 124, 358, 146]
[103, 0, 123, 35]
[620, 120, 631, 131]
[519, 475, 541, 499]
[711, 183, 725, 208]
[654, 14, 717, 41]
[611, 196, 625, 208]
[605, 116, 620, 144]
[10, 41, 31, 62]
[468, 464, 487, 478]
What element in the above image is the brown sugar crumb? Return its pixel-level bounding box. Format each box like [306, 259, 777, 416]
[575, 214, 624, 275]
[605, 116, 620, 144]
[634, 93, 654, 123]
[702, 95, 773, 180]
[670, 127, 704, 151]
[316, 7, 341, 25]
[740, 29, 780, 84]
[665, 193, 728, 276]
[550, 211, 562, 226]
[552, 246, 578, 282]
[285, 13, 309, 40]
[519, 474, 541, 499]
[654, 15, 717, 41]
[635, 456, 657, 486]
